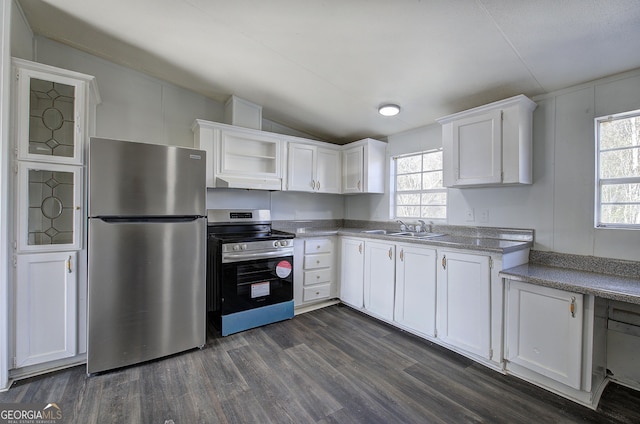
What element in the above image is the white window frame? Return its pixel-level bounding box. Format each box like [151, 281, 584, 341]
[392, 149, 447, 221]
[595, 109, 640, 229]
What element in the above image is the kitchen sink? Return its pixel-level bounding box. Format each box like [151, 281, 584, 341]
[361, 229, 390, 234]
[390, 231, 446, 238]
[361, 229, 446, 238]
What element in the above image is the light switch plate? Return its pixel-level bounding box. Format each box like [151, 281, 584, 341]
[465, 208, 475, 222]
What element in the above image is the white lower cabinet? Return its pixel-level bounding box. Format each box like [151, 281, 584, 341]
[15, 252, 78, 368]
[294, 237, 337, 308]
[363, 240, 395, 321]
[505, 280, 585, 390]
[394, 244, 437, 337]
[339, 237, 365, 308]
[436, 250, 492, 359]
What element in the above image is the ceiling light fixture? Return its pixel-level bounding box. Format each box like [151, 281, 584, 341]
[378, 104, 400, 116]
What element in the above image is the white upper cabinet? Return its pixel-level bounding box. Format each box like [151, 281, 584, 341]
[438, 95, 536, 187]
[287, 143, 341, 193]
[193, 120, 284, 190]
[342, 138, 387, 194]
[12, 58, 100, 166]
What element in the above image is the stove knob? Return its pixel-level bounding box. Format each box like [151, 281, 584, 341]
[241, 244, 248, 250]
[273, 241, 280, 247]
[280, 240, 289, 247]
[233, 245, 240, 251]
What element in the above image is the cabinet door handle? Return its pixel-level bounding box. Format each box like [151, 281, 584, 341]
[357, 180, 361, 191]
[311, 180, 316, 189]
[441, 255, 446, 270]
[400, 249, 404, 261]
[570, 296, 576, 318]
[67, 256, 72, 273]
[358, 243, 362, 254]
[317, 181, 321, 190]
[388, 248, 392, 259]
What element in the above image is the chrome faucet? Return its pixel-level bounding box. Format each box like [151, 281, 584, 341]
[417, 220, 427, 233]
[418, 220, 433, 233]
[396, 219, 413, 231]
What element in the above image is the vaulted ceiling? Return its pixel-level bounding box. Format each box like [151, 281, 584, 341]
[18, 0, 640, 143]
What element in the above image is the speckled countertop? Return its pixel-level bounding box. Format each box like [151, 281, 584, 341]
[500, 263, 640, 305]
[284, 226, 532, 254]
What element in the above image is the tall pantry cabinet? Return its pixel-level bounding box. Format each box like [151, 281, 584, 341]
[10, 59, 100, 372]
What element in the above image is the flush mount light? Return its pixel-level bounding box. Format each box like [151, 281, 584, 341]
[378, 104, 401, 116]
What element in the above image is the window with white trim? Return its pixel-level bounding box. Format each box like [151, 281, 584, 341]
[393, 149, 447, 220]
[595, 110, 640, 228]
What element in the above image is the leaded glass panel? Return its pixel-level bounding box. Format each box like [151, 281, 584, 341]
[28, 78, 76, 158]
[27, 170, 75, 245]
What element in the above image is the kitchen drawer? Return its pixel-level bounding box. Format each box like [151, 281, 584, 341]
[303, 254, 332, 269]
[303, 268, 332, 286]
[303, 284, 331, 302]
[304, 238, 333, 254]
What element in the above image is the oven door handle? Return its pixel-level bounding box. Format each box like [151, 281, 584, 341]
[222, 250, 293, 263]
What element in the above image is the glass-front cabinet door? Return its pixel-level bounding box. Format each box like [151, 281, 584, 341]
[13, 59, 92, 165]
[17, 162, 83, 252]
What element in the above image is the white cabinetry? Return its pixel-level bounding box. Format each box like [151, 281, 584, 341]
[294, 237, 337, 307]
[287, 144, 341, 193]
[342, 138, 386, 194]
[437, 250, 492, 359]
[11, 59, 99, 372]
[339, 237, 365, 308]
[15, 252, 77, 368]
[363, 240, 396, 321]
[438, 95, 536, 187]
[13, 58, 99, 166]
[394, 244, 437, 337]
[505, 280, 587, 390]
[193, 120, 284, 190]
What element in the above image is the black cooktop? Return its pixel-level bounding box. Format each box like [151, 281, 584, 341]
[207, 224, 294, 242]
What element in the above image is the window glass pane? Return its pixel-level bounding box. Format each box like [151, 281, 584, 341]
[423, 171, 443, 189]
[394, 149, 446, 220]
[396, 155, 422, 174]
[600, 148, 640, 178]
[423, 151, 442, 170]
[600, 117, 640, 150]
[421, 192, 447, 205]
[397, 206, 420, 218]
[601, 204, 640, 225]
[397, 193, 420, 206]
[601, 183, 640, 203]
[421, 206, 446, 219]
[397, 174, 422, 191]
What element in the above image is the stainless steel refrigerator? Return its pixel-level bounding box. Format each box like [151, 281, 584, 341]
[87, 137, 206, 374]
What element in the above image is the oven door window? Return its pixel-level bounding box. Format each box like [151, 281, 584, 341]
[221, 256, 293, 314]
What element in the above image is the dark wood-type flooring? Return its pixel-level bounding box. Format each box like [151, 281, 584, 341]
[2, 304, 640, 423]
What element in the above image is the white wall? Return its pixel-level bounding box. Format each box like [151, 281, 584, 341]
[346, 69, 640, 261]
[33, 37, 224, 147]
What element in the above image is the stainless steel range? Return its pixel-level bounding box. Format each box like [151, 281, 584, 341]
[207, 209, 295, 336]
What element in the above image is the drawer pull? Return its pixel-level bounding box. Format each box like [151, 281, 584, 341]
[570, 297, 576, 318]
[400, 249, 404, 261]
[388, 248, 392, 259]
[358, 243, 362, 254]
[442, 255, 446, 270]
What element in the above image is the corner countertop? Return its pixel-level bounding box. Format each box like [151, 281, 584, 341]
[290, 227, 532, 255]
[500, 263, 640, 305]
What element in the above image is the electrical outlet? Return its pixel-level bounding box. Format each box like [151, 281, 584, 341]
[479, 209, 489, 223]
[465, 208, 475, 222]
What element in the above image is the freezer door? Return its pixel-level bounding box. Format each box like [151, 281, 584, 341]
[87, 217, 206, 374]
[89, 137, 205, 217]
